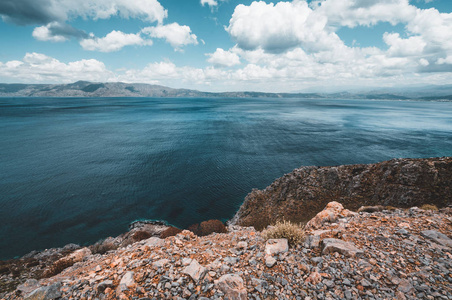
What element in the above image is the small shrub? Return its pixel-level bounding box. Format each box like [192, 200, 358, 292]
[89, 241, 119, 255]
[262, 220, 306, 247]
[131, 230, 151, 242]
[385, 206, 398, 211]
[160, 227, 182, 239]
[0, 265, 9, 275]
[188, 220, 227, 236]
[420, 204, 438, 211]
[41, 258, 74, 278]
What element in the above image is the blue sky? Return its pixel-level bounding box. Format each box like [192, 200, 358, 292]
[0, 0, 451, 92]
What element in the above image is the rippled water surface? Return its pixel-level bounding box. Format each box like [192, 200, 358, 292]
[0, 97, 451, 259]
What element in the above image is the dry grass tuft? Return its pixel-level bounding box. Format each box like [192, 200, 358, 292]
[420, 204, 439, 211]
[262, 220, 306, 247]
[89, 241, 119, 255]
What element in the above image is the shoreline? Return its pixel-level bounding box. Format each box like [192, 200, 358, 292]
[2, 156, 451, 262]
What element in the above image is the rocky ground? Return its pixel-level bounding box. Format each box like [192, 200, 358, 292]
[2, 202, 452, 300]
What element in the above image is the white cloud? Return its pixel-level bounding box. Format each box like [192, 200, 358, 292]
[437, 56, 452, 65]
[33, 24, 68, 42]
[226, 1, 343, 53]
[206, 48, 241, 67]
[61, 0, 168, 24]
[383, 33, 426, 57]
[142, 23, 198, 50]
[80, 31, 151, 52]
[1, 0, 168, 25]
[0, 53, 112, 82]
[201, 0, 218, 7]
[310, 0, 416, 28]
[32, 22, 89, 42]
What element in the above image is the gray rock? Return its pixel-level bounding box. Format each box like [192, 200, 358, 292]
[216, 274, 247, 300]
[321, 238, 363, 257]
[224, 257, 240, 265]
[265, 239, 289, 256]
[152, 259, 169, 269]
[17, 279, 41, 295]
[398, 279, 415, 294]
[117, 271, 135, 293]
[97, 280, 114, 292]
[421, 230, 452, 248]
[361, 279, 372, 287]
[25, 282, 61, 300]
[311, 257, 323, 264]
[182, 259, 207, 283]
[265, 256, 277, 268]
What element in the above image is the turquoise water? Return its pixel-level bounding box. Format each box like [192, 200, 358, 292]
[0, 97, 451, 259]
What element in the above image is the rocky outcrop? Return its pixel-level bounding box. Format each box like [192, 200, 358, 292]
[3, 204, 451, 299]
[231, 157, 452, 229]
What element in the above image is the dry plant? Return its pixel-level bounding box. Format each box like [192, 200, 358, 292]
[262, 220, 306, 247]
[420, 204, 439, 211]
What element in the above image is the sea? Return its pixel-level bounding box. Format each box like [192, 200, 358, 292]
[0, 97, 451, 259]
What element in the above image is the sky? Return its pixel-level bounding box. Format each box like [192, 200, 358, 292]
[0, 0, 451, 92]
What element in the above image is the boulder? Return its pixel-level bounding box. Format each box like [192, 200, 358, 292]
[216, 274, 247, 300]
[306, 202, 355, 230]
[182, 259, 206, 283]
[17, 279, 41, 295]
[117, 271, 135, 293]
[321, 238, 363, 257]
[265, 239, 288, 256]
[25, 282, 61, 300]
[144, 237, 165, 248]
[152, 259, 169, 269]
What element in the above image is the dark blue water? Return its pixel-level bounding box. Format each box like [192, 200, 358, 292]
[0, 97, 451, 259]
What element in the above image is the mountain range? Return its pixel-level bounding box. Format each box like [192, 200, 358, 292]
[1, 81, 451, 100]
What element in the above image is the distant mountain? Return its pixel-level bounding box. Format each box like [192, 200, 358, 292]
[0, 81, 323, 99]
[0, 81, 450, 100]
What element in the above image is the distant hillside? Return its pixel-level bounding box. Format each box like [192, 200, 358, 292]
[0, 81, 451, 100]
[0, 81, 322, 99]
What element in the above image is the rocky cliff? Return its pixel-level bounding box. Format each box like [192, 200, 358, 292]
[2, 203, 452, 299]
[231, 157, 452, 229]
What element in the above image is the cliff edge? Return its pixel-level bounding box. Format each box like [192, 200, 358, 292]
[231, 157, 452, 229]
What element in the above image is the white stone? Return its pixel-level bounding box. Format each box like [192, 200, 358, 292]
[182, 259, 206, 283]
[265, 239, 288, 256]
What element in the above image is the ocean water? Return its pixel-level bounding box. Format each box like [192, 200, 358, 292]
[0, 97, 451, 259]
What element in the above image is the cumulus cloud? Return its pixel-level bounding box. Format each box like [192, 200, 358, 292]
[1, 0, 169, 44]
[206, 48, 241, 67]
[0, 0, 167, 25]
[201, 0, 218, 7]
[0, 53, 113, 82]
[142, 23, 198, 50]
[226, 1, 343, 53]
[383, 33, 426, 57]
[310, 0, 416, 28]
[224, 0, 452, 86]
[32, 22, 88, 42]
[80, 31, 151, 52]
